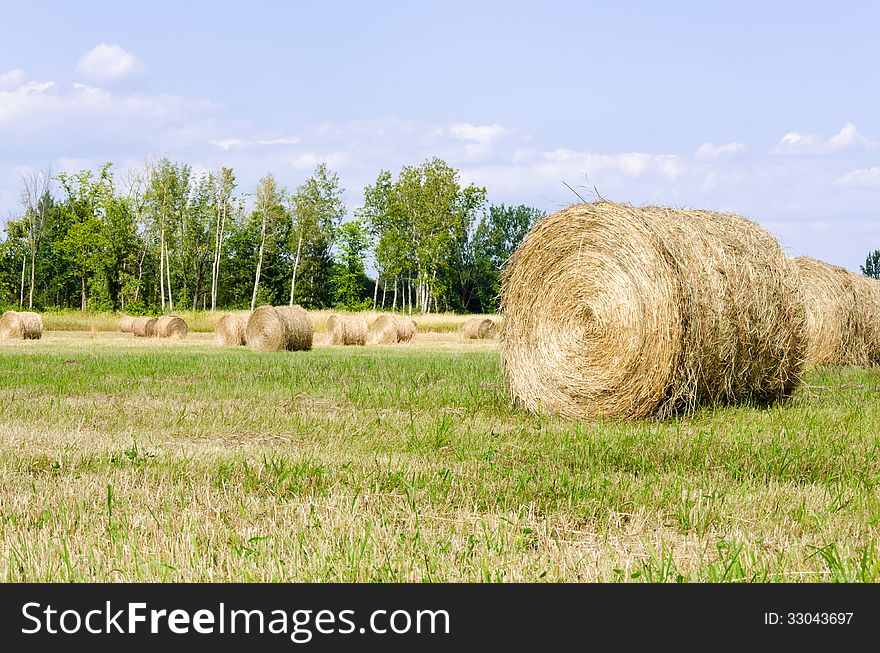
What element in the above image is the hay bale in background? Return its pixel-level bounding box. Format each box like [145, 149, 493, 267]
[461, 317, 498, 339]
[327, 313, 368, 345]
[131, 316, 158, 337]
[119, 315, 135, 333]
[144, 317, 159, 337]
[246, 305, 313, 352]
[793, 257, 863, 366]
[851, 274, 880, 365]
[369, 314, 416, 344]
[214, 312, 249, 346]
[0, 311, 43, 340]
[500, 201, 806, 420]
[156, 315, 188, 338]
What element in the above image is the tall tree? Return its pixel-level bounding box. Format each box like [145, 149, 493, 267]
[55, 164, 114, 310]
[210, 167, 237, 310]
[19, 167, 53, 309]
[288, 163, 346, 307]
[472, 204, 543, 312]
[250, 174, 286, 310]
[862, 250, 880, 279]
[333, 219, 371, 309]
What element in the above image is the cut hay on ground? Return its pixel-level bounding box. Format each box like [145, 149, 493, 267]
[326, 313, 368, 345]
[156, 315, 188, 339]
[369, 314, 417, 344]
[246, 305, 313, 352]
[500, 201, 806, 420]
[851, 274, 880, 365]
[461, 317, 498, 339]
[131, 316, 158, 338]
[119, 315, 135, 333]
[0, 311, 43, 340]
[214, 312, 249, 346]
[793, 257, 863, 366]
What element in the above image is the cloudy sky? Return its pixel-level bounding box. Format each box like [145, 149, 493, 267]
[1, 1, 878, 269]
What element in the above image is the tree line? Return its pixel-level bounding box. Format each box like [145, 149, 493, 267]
[0, 157, 543, 314]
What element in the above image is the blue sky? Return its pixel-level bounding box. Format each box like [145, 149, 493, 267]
[1, 1, 878, 269]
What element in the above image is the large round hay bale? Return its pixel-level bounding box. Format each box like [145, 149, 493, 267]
[131, 316, 158, 337]
[793, 257, 863, 366]
[119, 315, 135, 333]
[852, 274, 880, 365]
[246, 305, 313, 352]
[461, 317, 498, 339]
[214, 312, 249, 346]
[369, 314, 416, 344]
[156, 315, 188, 339]
[327, 313, 368, 345]
[0, 311, 43, 340]
[500, 201, 807, 420]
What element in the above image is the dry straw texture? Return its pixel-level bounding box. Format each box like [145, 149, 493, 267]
[500, 201, 806, 420]
[369, 314, 417, 344]
[0, 311, 43, 340]
[246, 305, 313, 352]
[326, 314, 368, 346]
[214, 312, 249, 346]
[793, 257, 864, 366]
[156, 315, 188, 339]
[118, 315, 135, 333]
[851, 274, 880, 365]
[461, 317, 498, 339]
[131, 316, 158, 338]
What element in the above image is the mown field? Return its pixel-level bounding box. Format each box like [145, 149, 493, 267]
[1, 326, 879, 581]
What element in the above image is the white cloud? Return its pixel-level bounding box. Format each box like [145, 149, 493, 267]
[836, 166, 880, 188]
[75, 43, 145, 83]
[209, 136, 302, 150]
[775, 122, 876, 154]
[0, 76, 215, 142]
[0, 69, 26, 90]
[695, 141, 745, 160]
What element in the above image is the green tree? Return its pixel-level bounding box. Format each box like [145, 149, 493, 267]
[333, 220, 371, 309]
[55, 165, 114, 310]
[360, 158, 485, 314]
[861, 250, 880, 279]
[289, 163, 346, 308]
[472, 204, 543, 312]
[250, 173, 287, 310]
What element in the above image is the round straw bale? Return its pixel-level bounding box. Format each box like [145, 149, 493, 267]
[0, 311, 43, 340]
[119, 315, 135, 333]
[131, 316, 158, 337]
[246, 305, 313, 352]
[156, 315, 188, 339]
[500, 201, 807, 420]
[851, 274, 880, 365]
[369, 314, 415, 344]
[793, 257, 863, 366]
[327, 313, 368, 345]
[461, 317, 498, 339]
[214, 312, 249, 346]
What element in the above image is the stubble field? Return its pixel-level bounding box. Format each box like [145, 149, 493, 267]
[1, 319, 879, 581]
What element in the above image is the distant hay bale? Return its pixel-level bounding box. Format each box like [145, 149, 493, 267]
[851, 274, 880, 365]
[369, 314, 416, 344]
[326, 313, 368, 345]
[793, 257, 863, 366]
[246, 305, 313, 352]
[156, 315, 188, 339]
[500, 201, 807, 420]
[119, 315, 135, 333]
[214, 312, 249, 346]
[131, 316, 158, 338]
[461, 317, 498, 339]
[0, 311, 43, 340]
